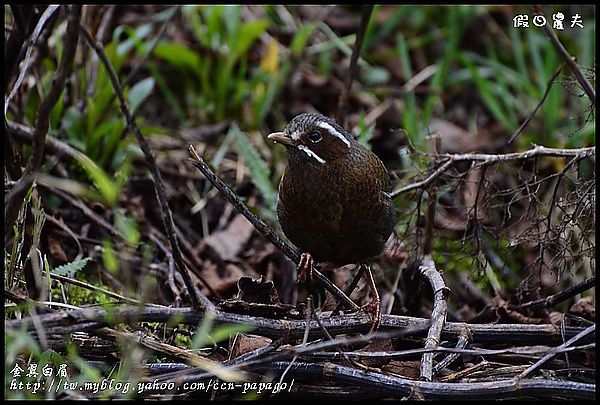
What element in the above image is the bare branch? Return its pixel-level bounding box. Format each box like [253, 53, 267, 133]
[252, 361, 594, 400]
[419, 255, 450, 380]
[508, 63, 565, 144]
[510, 277, 595, 311]
[532, 5, 595, 104]
[7, 305, 591, 345]
[336, 5, 374, 126]
[390, 145, 595, 199]
[5, 5, 81, 237]
[78, 25, 211, 310]
[518, 324, 595, 379]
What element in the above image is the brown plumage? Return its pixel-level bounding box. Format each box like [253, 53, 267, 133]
[268, 113, 397, 265]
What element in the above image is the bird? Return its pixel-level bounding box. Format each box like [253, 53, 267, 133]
[267, 112, 397, 330]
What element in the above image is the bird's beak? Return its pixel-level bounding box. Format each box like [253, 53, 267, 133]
[267, 132, 296, 146]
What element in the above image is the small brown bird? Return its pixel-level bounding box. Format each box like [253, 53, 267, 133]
[268, 113, 397, 330]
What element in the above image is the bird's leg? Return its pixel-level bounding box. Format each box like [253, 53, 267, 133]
[297, 252, 314, 283]
[360, 263, 381, 333]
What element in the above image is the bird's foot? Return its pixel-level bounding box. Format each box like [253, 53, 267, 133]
[297, 252, 314, 283]
[361, 298, 382, 333]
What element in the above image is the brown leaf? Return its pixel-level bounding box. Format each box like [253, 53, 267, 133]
[569, 297, 595, 322]
[203, 214, 254, 261]
[383, 360, 421, 379]
[229, 333, 272, 360]
[359, 338, 394, 368]
[198, 262, 246, 297]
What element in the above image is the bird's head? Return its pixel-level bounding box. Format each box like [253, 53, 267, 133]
[267, 113, 354, 165]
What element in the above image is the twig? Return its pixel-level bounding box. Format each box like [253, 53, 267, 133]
[44, 272, 144, 305]
[532, 5, 595, 104]
[310, 296, 362, 370]
[4, 5, 61, 116]
[433, 330, 471, 375]
[508, 63, 565, 144]
[5, 5, 81, 236]
[5, 5, 43, 92]
[98, 328, 246, 383]
[423, 133, 441, 255]
[419, 254, 450, 381]
[336, 5, 374, 126]
[123, 7, 177, 88]
[8, 305, 590, 345]
[40, 185, 125, 241]
[518, 324, 595, 379]
[279, 296, 312, 384]
[94, 7, 178, 126]
[301, 343, 594, 362]
[511, 277, 595, 311]
[390, 159, 454, 198]
[390, 145, 595, 199]
[187, 146, 358, 311]
[79, 25, 210, 310]
[253, 361, 594, 400]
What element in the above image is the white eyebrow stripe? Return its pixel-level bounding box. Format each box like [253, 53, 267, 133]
[317, 122, 350, 147]
[297, 145, 326, 164]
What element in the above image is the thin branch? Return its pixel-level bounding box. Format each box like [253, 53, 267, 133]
[98, 328, 247, 383]
[5, 5, 49, 93]
[510, 277, 595, 311]
[423, 133, 441, 255]
[390, 145, 595, 199]
[5, 5, 81, 236]
[390, 159, 453, 198]
[44, 272, 143, 305]
[336, 5, 374, 126]
[419, 254, 450, 381]
[187, 146, 358, 311]
[508, 63, 565, 144]
[532, 5, 595, 104]
[78, 25, 210, 310]
[4, 5, 61, 116]
[518, 324, 595, 379]
[305, 343, 594, 362]
[433, 329, 471, 375]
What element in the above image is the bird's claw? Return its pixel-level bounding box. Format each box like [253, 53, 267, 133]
[297, 253, 314, 283]
[362, 298, 382, 333]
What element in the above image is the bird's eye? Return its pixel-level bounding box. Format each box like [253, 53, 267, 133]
[307, 131, 322, 143]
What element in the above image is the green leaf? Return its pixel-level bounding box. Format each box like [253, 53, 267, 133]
[360, 66, 390, 85]
[291, 23, 316, 57]
[114, 211, 140, 247]
[209, 323, 255, 343]
[231, 125, 277, 210]
[76, 153, 119, 206]
[154, 42, 202, 73]
[51, 257, 92, 277]
[232, 20, 269, 60]
[458, 53, 515, 131]
[357, 114, 375, 148]
[128, 77, 155, 114]
[116, 23, 153, 56]
[102, 239, 118, 274]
